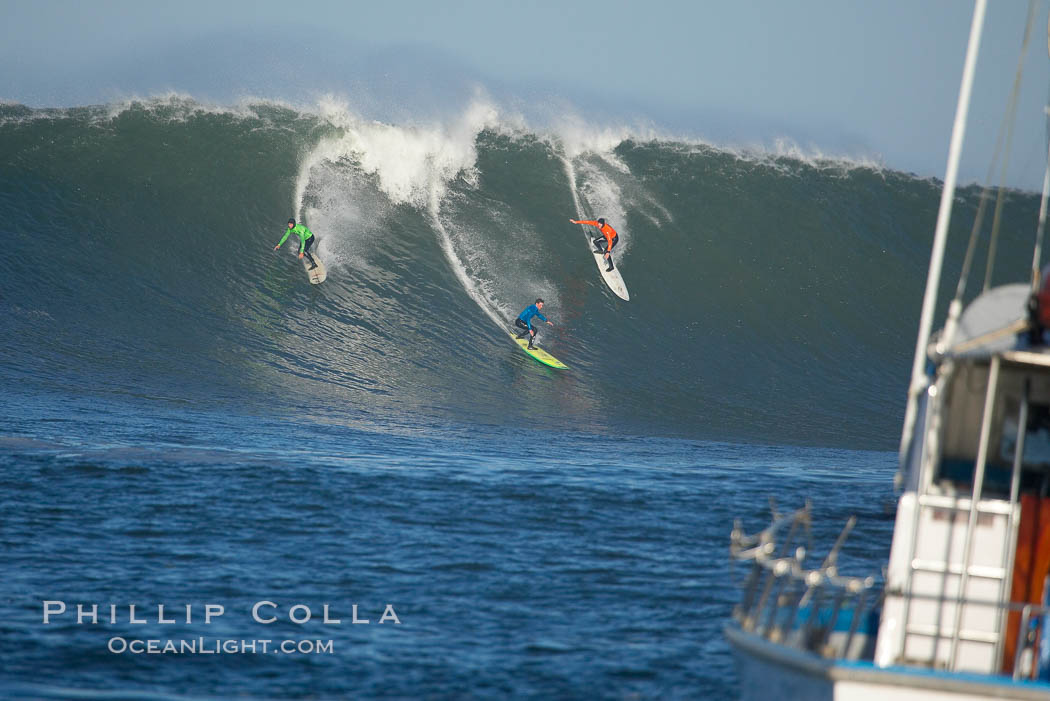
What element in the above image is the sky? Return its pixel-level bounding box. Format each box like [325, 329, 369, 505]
[2, 0, 1049, 189]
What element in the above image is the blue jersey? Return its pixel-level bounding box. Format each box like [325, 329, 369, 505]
[517, 304, 547, 329]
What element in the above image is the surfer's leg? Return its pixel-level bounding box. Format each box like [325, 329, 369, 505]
[592, 237, 605, 253]
[303, 238, 317, 268]
[514, 319, 530, 338]
[527, 327, 538, 348]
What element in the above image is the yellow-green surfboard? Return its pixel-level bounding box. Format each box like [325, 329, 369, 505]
[511, 335, 568, 369]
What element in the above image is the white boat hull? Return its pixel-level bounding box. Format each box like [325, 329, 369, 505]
[726, 623, 1050, 701]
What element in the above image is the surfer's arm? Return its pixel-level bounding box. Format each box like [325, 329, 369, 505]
[570, 219, 598, 228]
[275, 230, 291, 248]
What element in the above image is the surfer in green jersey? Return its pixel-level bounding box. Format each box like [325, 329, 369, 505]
[274, 218, 318, 269]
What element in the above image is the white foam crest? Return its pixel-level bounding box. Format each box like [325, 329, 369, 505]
[550, 112, 634, 166]
[0, 92, 320, 129]
[97, 92, 306, 124]
[540, 106, 889, 181]
[296, 94, 537, 332]
[769, 137, 885, 171]
[8, 89, 893, 181]
[680, 136, 888, 179]
[302, 94, 500, 209]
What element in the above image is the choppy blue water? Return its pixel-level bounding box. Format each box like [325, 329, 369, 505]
[0, 388, 896, 699]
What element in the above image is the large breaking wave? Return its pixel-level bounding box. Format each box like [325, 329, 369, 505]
[0, 95, 1041, 448]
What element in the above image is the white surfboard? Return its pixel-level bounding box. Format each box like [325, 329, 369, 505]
[591, 248, 629, 300]
[302, 253, 327, 284]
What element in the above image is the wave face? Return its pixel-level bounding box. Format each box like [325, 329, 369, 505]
[0, 97, 1041, 449]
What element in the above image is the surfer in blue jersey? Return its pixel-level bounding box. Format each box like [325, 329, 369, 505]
[514, 299, 554, 350]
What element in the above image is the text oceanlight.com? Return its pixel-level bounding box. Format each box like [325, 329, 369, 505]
[108, 637, 335, 655]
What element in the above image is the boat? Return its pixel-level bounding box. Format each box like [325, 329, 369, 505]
[724, 2, 1050, 698]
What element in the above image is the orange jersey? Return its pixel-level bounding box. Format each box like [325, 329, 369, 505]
[571, 219, 618, 245]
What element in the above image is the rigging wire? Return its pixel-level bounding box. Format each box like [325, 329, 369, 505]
[1030, 9, 1050, 290]
[938, 1, 1038, 357]
[982, 0, 1038, 292]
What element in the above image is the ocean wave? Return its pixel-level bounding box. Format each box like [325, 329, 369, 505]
[1, 95, 1041, 449]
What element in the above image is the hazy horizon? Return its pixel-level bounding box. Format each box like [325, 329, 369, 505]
[3, 0, 1048, 189]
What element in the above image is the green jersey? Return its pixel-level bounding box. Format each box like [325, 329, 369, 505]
[277, 224, 314, 254]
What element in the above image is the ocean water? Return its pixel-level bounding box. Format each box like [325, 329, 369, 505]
[1, 389, 898, 700]
[0, 96, 1040, 698]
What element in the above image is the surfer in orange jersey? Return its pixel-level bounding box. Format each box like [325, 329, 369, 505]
[570, 217, 619, 272]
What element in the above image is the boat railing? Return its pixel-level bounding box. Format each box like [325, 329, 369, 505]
[729, 502, 881, 661]
[730, 502, 1050, 680]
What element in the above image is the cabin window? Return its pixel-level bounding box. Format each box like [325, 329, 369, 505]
[937, 363, 1050, 496]
[1000, 403, 1050, 469]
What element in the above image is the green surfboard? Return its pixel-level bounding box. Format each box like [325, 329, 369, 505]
[511, 334, 568, 369]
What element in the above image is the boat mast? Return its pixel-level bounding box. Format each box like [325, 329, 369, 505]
[898, 0, 988, 483]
